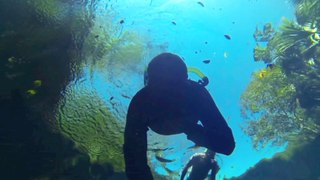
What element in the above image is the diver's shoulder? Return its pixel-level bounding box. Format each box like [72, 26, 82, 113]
[187, 80, 206, 91]
[133, 87, 148, 98]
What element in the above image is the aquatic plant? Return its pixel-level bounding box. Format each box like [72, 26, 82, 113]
[83, 27, 145, 75]
[28, 0, 67, 23]
[56, 82, 125, 171]
[241, 67, 309, 149]
[0, 0, 103, 178]
[242, 0, 320, 148]
[294, 0, 320, 25]
[253, 45, 271, 62]
[269, 18, 320, 60]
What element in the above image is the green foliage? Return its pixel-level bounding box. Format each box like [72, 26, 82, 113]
[105, 32, 145, 68]
[295, 0, 320, 25]
[28, 0, 66, 23]
[270, 18, 310, 55]
[242, 0, 320, 148]
[83, 22, 145, 76]
[57, 82, 125, 171]
[241, 67, 304, 149]
[253, 45, 271, 62]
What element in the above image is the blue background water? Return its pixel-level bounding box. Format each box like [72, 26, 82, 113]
[90, 0, 295, 179]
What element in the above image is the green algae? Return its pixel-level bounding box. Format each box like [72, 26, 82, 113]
[56, 81, 125, 171]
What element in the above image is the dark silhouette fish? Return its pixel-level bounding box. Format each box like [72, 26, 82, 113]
[155, 155, 175, 163]
[203, 59, 210, 64]
[197, 1, 204, 7]
[188, 145, 201, 149]
[224, 34, 231, 40]
[148, 147, 173, 152]
[121, 94, 131, 99]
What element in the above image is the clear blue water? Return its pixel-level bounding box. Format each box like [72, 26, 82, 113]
[88, 0, 295, 179]
[2, 0, 307, 179]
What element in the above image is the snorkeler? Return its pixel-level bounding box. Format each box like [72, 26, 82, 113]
[123, 53, 235, 179]
[181, 149, 219, 180]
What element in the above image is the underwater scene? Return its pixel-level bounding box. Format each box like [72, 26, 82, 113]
[0, 0, 320, 179]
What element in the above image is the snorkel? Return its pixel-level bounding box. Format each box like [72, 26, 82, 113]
[187, 67, 209, 86]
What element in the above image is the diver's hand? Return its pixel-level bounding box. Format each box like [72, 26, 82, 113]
[183, 123, 210, 147]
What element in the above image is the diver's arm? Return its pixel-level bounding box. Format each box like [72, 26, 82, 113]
[186, 85, 235, 155]
[123, 91, 153, 180]
[209, 170, 216, 180]
[209, 161, 219, 180]
[200, 87, 235, 155]
[180, 156, 194, 180]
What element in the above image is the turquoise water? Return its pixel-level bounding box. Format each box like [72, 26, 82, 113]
[91, 0, 295, 179]
[2, 0, 319, 179]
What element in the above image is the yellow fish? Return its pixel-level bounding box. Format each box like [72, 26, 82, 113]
[259, 69, 267, 78]
[308, 59, 315, 65]
[303, 26, 317, 33]
[27, 89, 37, 96]
[33, 80, 42, 87]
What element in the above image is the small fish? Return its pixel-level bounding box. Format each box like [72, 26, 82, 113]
[109, 96, 114, 101]
[120, 19, 125, 24]
[308, 59, 315, 65]
[188, 144, 201, 149]
[205, 41, 208, 44]
[224, 34, 231, 40]
[27, 89, 37, 96]
[95, 35, 99, 38]
[171, 21, 176, 25]
[155, 155, 175, 163]
[266, 63, 274, 69]
[33, 80, 42, 87]
[203, 59, 210, 64]
[148, 148, 166, 152]
[121, 94, 131, 99]
[148, 147, 173, 152]
[259, 69, 267, 78]
[197, 1, 204, 7]
[224, 52, 228, 58]
[164, 167, 175, 174]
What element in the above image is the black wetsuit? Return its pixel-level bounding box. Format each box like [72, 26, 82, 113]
[123, 80, 235, 180]
[181, 152, 219, 180]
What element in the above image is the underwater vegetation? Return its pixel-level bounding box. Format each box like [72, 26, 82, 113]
[241, 66, 304, 149]
[237, 1, 320, 179]
[242, 0, 320, 149]
[56, 81, 125, 171]
[82, 10, 146, 80]
[0, 0, 152, 178]
[240, 0, 320, 178]
[0, 0, 136, 178]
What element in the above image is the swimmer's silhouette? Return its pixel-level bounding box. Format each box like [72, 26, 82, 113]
[123, 53, 235, 179]
[181, 149, 219, 180]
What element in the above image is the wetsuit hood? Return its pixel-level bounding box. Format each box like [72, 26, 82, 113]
[146, 53, 188, 86]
